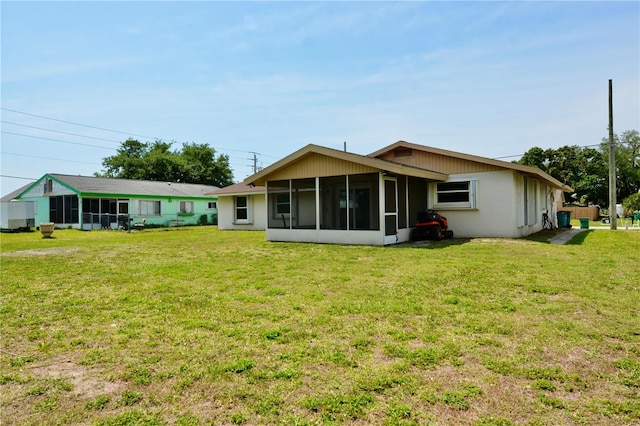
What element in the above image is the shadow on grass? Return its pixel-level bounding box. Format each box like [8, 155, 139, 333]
[392, 238, 471, 249]
[565, 230, 592, 245]
[523, 228, 568, 243]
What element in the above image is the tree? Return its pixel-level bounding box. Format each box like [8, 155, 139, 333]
[622, 192, 640, 216]
[517, 145, 603, 204]
[517, 129, 639, 207]
[97, 139, 234, 187]
[601, 130, 640, 202]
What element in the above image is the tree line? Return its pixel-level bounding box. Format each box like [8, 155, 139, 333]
[517, 130, 640, 212]
[96, 139, 234, 188]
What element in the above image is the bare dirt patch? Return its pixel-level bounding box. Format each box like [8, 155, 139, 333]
[1, 248, 79, 257]
[31, 356, 123, 400]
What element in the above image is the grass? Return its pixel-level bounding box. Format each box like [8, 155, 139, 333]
[1, 226, 639, 425]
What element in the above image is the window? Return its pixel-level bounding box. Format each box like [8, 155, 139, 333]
[268, 180, 290, 228]
[319, 174, 379, 231]
[432, 180, 477, 209]
[49, 195, 78, 223]
[291, 178, 316, 229]
[235, 196, 249, 222]
[179, 201, 194, 214]
[134, 200, 161, 216]
[207, 201, 217, 209]
[276, 193, 290, 214]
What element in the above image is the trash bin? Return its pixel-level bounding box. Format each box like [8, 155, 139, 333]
[579, 217, 589, 229]
[557, 211, 571, 228]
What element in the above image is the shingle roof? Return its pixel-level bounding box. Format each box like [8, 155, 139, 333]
[206, 182, 265, 196]
[44, 174, 219, 198]
[1, 182, 34, 202]
[369, 141, 573, 192]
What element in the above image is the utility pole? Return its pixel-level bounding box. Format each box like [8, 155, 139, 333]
[249, 152, 258, 174]
[608, 79, 617, 230]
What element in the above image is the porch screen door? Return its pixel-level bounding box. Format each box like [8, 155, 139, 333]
[384, 178, 398, 245]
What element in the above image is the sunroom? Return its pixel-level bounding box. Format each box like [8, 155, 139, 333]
[245, 145, 447, 245]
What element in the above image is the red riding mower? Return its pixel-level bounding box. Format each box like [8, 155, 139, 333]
[411, 210, 454, 241]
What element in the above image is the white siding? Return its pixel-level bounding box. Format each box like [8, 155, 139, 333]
[431, 170, 518, 238]
[217, 194, 266, 231]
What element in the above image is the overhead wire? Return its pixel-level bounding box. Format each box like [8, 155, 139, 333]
[1, 107, 271, 157]
[1, 121, 123, 144]
[1, 107, 159, 140]
[3, 107, 631, 176]
[1, 152, 99, 165]
[2, 131, 117, 150]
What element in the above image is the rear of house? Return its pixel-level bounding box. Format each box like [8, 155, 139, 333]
[208, 183, 266, 231]
[15, 174, 219, 229]
[242, 141, 572, 245]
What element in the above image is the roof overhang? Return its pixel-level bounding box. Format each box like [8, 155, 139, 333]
[244, 144, 448, 186]
[370, 141, 574, 192]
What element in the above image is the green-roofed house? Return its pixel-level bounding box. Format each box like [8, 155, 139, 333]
[13, 173, 219, 230]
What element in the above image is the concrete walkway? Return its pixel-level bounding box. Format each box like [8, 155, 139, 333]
[547, 228, 587, 245]
[547, 224, 640, 244]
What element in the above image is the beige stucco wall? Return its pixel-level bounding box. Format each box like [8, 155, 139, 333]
[433, 170, 552, 238]
[217, 193, 266, 231]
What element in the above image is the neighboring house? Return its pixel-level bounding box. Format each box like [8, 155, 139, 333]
[206, 182, 266, 231]
[240, 141, 573, 245]
[10, 173, 219, 229]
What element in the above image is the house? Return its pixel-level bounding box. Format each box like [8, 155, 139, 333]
[207, 182, 266, 231]
[239, 141, 572, 245]
[10, 173, 219, 229]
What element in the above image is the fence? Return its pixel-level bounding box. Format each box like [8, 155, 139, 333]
[558, 206, 600, 221]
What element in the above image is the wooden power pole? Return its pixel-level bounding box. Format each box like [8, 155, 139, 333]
[608, 79, 617, 230]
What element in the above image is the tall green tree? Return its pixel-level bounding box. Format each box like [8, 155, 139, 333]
[97, 139, 234, 187]
[601, 130, 640, 201]
[517, 129, 639, 207]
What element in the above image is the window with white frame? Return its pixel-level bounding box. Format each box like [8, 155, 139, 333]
[268, 180, 290, 228]
[235, 196, 249, 222]
[431, 180, 477, 209]
[179, 201, 194, 214]
[276, 193, 290, 215]
[207, 201, 217, 209]
[134, 200, 161, 216]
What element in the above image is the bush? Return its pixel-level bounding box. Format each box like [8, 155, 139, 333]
[198, 214, 208, 226]
[622, 193, 640, 217]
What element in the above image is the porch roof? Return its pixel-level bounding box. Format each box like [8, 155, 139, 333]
[244, 144, 448, 186]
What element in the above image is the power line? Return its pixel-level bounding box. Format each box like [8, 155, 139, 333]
[1, 107, 269, 155]
[1, 121, 123, 144]
[492, 142, 633, 160]
[0, 107, 159, 140]
[1, 131, 115, 150]
[0, 174, 38, 181]
[1, 152, 99, 165]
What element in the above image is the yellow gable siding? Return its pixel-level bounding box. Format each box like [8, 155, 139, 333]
[265, 153, 380, 181]
[376, 150, 502, 174]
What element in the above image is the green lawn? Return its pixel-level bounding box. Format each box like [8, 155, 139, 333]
[1, 227, 639, 425]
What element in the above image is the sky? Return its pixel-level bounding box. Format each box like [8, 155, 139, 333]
[1, 1, 639, 196]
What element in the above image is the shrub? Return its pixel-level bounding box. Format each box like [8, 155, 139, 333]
[622, 193, 640, 217]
